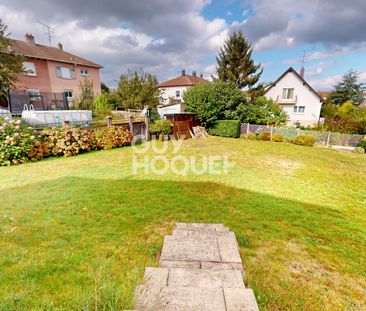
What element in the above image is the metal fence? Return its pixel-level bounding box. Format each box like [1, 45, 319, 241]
[241, 123, 365, 147]
[9, 91, 69, 115]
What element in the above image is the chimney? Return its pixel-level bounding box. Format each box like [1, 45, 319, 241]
[300, 66, 305, 78]
[181, 69, 186, 76]
[200, 73, 203, 78]
[25, 33, 35, 45]
[192, 71, 196, 77]
[57, 42, 63, 50]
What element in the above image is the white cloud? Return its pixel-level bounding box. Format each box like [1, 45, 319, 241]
[0, 1, 228, 87]
[309, 71, 366, 90]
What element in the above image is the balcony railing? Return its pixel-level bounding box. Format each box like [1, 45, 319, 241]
[276, 95, 298, 104]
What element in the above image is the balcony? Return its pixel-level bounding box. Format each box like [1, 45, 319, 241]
[275, 95, 298, 104]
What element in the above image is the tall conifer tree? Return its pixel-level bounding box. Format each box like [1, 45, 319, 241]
[216, 31, 263, 97]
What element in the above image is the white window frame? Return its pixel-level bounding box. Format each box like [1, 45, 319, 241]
[23, 62, 37, 76]
[56, 66, 76, 79]
[27, 88, 41, 101]
[294, 106, 305, 114]
[282, 88, 294, 99]
[80, 69, 89, 76]
[64, 89, 74, 101]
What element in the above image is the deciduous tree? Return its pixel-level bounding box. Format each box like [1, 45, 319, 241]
[116, 69, 160, 110]
[0, 20, 23, 97]
[329, 70, 365, 105]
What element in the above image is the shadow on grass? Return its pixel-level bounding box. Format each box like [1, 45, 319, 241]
[1, 177, 365, 310]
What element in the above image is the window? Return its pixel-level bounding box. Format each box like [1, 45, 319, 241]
[80, 69, 89, 76]
[23, 62, 36, 76]
[176, 90, 180, 97]
[27, 88, 41, 101]
[294, 106, 305, 113]
[56, 66, 76, 79]
[282, 88, 294, 99]
[64, 89, 73, 100]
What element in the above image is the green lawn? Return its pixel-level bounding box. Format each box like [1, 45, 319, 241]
[0, 137, 366, 310]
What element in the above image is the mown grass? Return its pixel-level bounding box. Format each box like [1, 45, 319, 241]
[0, 137, 365, 310]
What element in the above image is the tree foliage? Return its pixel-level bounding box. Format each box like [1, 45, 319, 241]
[75, 79, 94, 110]
[101, 82, 110, 93]
[0, 20, 23, 96]
[216, 31, 263, 98]
[116, 69, 160, 110]
[237, 96, 288, 126]
[322, 100, 366, 134]
[184, 81, 286, 127]
[329, 70, 365, 105]
[184, 81, 246, 127]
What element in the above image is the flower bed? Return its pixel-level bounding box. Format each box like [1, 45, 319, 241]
[0, 117, 133, 166]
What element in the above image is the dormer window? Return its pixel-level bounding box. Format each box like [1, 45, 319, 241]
[23, 62, 36, 76]
[282, 88, 294, 99]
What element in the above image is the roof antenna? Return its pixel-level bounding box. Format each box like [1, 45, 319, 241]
[300, 50, 306, 78]
[38, 21, 55, 46]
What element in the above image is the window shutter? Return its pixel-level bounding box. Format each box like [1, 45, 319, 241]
[56, 66, 62, 78]
[70, 68, 76, 79]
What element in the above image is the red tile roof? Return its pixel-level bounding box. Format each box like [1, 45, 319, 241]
[157, 74, 208, 88]
[9, 39, 102, 68]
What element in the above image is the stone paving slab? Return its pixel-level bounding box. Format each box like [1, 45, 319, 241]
[200, 261, 244, 271]
[217, 235, 242, 263]
[224, 288, 259, 311]
[172, 229, 235, 238]
[160, 259, 201, 269]
[143, 267, 245, 288]
[160, 236, 221, 262]
[175, 223, 229, 232]
[135, 285, 227, 311]
[132, 223, 259, 310]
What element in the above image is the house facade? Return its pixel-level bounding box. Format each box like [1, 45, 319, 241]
[8, 34, 102, 112]
[157, 70, 208, 117]
[265, 67, 323, 126]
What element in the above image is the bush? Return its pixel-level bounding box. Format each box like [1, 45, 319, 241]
[0, 118, 38, 165]
[93, 126, 132, 150]
[357, 138, 366, 151]
[43, 126, 95, 157]
[354, 146, 365, 154]
[184, 81, 246, 128]
[293, 135, 315, 147]
[208, 120, 241, 138]
[237, 96, 288, 126]
[92, 94, 113, 118]
[272, 134, 284, 142]
[243, 133, 258, 140]
[150, 119, 172, 136]
[259, 132, 271, 141]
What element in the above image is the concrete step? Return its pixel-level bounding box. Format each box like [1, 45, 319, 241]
[172, 229, 235, 238]
[175, 222, 229, 232]
[143, 267, 245, 288]
[134, 285, 259, 311]
[159, 234, 242, 270]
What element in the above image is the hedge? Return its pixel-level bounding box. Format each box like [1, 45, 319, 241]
[208, 120, 241, 138]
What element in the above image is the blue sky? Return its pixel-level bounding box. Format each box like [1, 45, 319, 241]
[1, 0, 366, 90]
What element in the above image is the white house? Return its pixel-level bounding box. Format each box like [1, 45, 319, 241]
[157, 70, 208, 117]
[264, 67, 323, 126]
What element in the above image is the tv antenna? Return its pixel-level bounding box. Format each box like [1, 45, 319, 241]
[38, 21, 54, 46]
[301, 50, 306, 67]
[300, 50, 306, 77]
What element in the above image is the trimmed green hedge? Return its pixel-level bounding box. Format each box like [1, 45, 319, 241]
[208, 120, 241, 138]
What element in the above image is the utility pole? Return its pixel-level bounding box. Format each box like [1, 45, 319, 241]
[38, 21, 54, 46]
